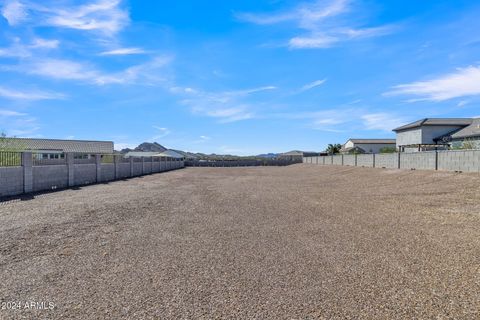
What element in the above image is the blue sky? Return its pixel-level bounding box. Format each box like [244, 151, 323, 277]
[1, 0, 480, 154]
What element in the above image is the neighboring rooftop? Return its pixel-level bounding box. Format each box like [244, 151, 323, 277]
[124, 150, 185, 159]
[0, 137, 114, 153]
[347, 139, 396, 144]
[157, 150, 185, 159]
[450, 118, 480, 139]
[393, 118, 473, 132]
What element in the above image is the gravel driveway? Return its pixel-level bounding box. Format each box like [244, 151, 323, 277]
[1, 165, 479, 319]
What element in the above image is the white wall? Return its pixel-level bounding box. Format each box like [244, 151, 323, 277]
[355, 143, 396, 154]
[396, 128, 422, 148]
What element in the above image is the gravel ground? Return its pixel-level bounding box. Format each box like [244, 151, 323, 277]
[0, 165, 479, 319]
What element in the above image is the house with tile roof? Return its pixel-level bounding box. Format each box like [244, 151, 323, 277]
[0, 137, 114, 160]
[340, 139, 396, 154]
[393, 118, 480, 151]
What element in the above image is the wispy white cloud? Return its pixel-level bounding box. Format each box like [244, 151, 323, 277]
[361, 113, 408, 132]
[99, 47, 147, 55]
[300, 79, 326, 91]
[151, 126, 170, 140]
[1, 0, 27, 25]
[3, 56, 172, 86]
[23, 0, 129, 35]
[1, 0, 129, 35]
[178, 85, 276, 123]
[237, 0, 395, 49]
[386, 66, 480, 102]
[274, 108, 405, 132]
[0, 37, 59, 58]
[0, 109, 26, 117]
[0, 86, 65, 100]
[0, 109, 40, 137]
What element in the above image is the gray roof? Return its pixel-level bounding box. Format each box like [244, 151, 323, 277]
[0, 138, 113, 153]
[348, 139, 396, 144]
[157, 150, 185, 158]
[124, 151, 161, 158]
[393, 118, 473, 132]
[449, 118, 480, 139]
[124, 150, 185, 159]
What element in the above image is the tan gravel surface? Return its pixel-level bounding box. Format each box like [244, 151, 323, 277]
[0, 165, 479, 319]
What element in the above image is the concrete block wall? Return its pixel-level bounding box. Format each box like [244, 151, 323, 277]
[0, 167, 24, 197]
[118, 163, 131, 179]
[375, 154, 399, 169]
[133, 163, 143, 176]
[356, 154, 374, 167]
[0, 152, 185, 199]
[437, 150, 480, 173]
[303, 150, 480, 173]
[152, 161, 160, 173]
[144, 161, 152, 174]
[74, 164, 97, 185]
[33, 165, 69, 192]
[332, 155, 343, 165]
[100, 164, 115, 182]
[343, 155, 356, 166]
[400, 152, 436, 170]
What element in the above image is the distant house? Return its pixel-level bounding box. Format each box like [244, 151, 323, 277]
[0, 137, 114, 160]
[124, 150, 185, 159]
[392, 118, 478, 152]
[340, 139, 396, 154]
[279, 150, 321, 161]
[438, 118, 480, 149]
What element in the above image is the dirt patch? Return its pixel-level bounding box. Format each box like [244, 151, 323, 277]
[0, 165, 479, 319]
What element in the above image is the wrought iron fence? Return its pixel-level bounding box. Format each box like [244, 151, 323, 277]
[101, 154, 115, 164]
[0, 151, 22, 167]
[33, 153, 67, 166]
[74, 154, 96, 164]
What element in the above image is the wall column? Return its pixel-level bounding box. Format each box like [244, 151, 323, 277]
[22, 152, 33, 193]
[130, 157, 134, 177]
[398, 152, 401, 169]
[114, 155, 120, 179]
[67, 152, 75, 187]
[372, 153, 376, 168]
[95, 154, 101, 183]
[354, 154, 358, 166]
[141, 157, 145, 175]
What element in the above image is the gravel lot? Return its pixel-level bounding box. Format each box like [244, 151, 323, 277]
[1, 165, 479, 319]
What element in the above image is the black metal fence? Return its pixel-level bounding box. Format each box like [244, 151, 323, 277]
[33, 153, 67, 166]
[185, 159, 300, 167]
[0, 151, 22, 167]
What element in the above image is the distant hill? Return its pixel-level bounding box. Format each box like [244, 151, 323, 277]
[118, 142, 282, 160]
[119, 142, 167, 154]
[256, 153, 279, 159]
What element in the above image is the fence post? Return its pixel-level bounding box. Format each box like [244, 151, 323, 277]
[354, 154, 358, 166]
[22, 152, 33, 194]
[67, 152, 75, 187]
[331, 155, 334, 165]
[435, 150, 438, 170]
[398, 152, 401, 169]
[372, 153, 376, 168]
[95, 154, 101, 183]
[114, 155, 120, 179]
[130, 157, 134, 177]
[341, 154, 344, 166]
